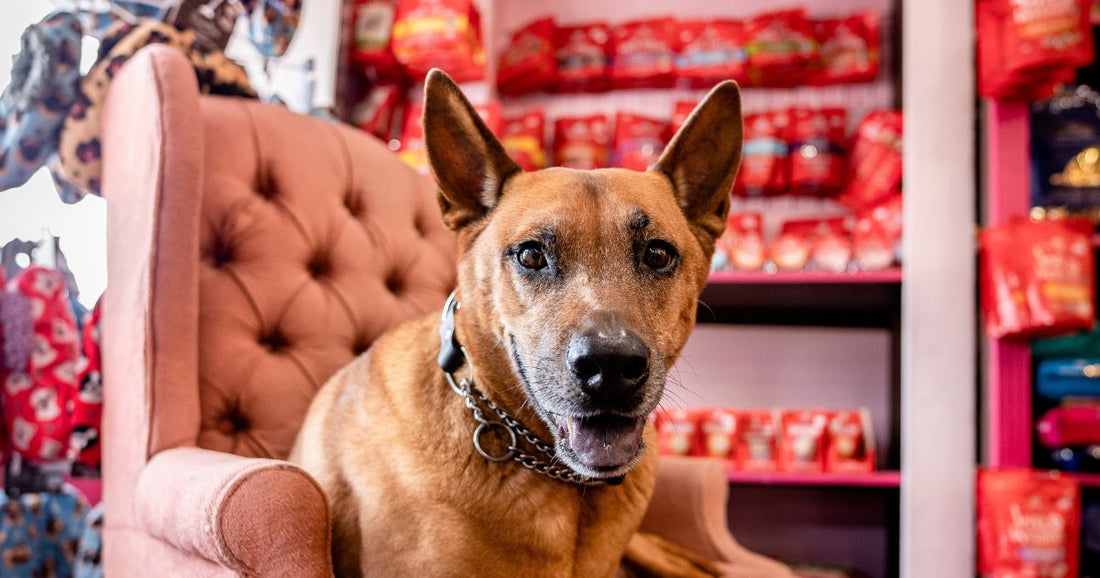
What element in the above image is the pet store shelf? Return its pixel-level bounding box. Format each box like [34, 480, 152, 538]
[707, 269, 902, 285]
[726, 469, 902, 488]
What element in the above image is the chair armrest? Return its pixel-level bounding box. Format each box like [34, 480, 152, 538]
[136, 447, 333, 577]
[639, 457, 793, 577]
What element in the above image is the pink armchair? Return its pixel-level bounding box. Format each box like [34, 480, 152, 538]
[100, 44, 788, 577]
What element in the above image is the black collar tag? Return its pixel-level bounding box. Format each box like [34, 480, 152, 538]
[438, 291, 465, 374]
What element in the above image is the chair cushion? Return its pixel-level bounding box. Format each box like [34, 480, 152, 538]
[194, 98, 455, 459]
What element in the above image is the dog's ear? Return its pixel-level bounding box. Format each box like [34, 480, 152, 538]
[651, 80, 743, 247]
[423, 69, 521, 230]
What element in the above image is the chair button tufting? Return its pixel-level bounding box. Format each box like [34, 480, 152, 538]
[218, 407, 250, 434]
[307, 251, 331, 279]
[211, 237, 234, 267]
[344, 192, 363, 217]
[351, 336, 370, 356]
[385, 271, 404, 294]
[259, 328, 289, 353]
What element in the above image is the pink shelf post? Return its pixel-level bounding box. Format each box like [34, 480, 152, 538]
[985, 99, 1033, 468]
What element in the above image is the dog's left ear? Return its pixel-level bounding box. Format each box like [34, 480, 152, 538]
[651, 81, 743, 247]
[423, 69, 521, 230]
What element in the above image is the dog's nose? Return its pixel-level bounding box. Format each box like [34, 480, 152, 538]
[567, 315, 650, 399]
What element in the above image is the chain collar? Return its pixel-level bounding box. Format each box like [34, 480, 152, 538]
[438, 291, 613, 486]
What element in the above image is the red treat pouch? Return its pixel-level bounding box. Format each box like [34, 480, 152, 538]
[553, 115, 611, 169]
[727, 212, 766, 271]
[737, 410, 778, 472]
[502, 110, 547, 171]
[612, 112, 666, 171]
[610, 17, 678, 89]
[745, 9, 817, 87]
[555, 23, 611, 93]
[788, 107, 847, 197]
[825, 409, 875, 474]
[736, 111, 790, 197]
[497, 17, 557, 96]
[852, 194, 902, 270]
[350, 0, 403, 80]
[1003, 0, 1093, 76]
[391, 0, 485, 82]
[676, 19, 747, 88]
[840, 111, 903, 210]
[670, 100, 696, 135]
[977, 469, 1080, 578]
[769, 232, 811, 271]
[351, 84, 405, 140]
[980, 218, 1095, 339]
[397, 104, 427, 173]
[656, 408, 699, 457]
[810, 232, 852, 273]
[778, 409, 828, 473]
[698, 408, 739, 462]
[811, 11, 881, 85]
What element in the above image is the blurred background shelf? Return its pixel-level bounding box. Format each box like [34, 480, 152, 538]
[726, 469, 902, 488]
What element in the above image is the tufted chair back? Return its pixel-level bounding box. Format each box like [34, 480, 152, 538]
[100, 45, 455, 576]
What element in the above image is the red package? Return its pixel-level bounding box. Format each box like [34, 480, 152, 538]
[727, 212, 766, 271]
[980, 218, 1095, 339]
[852, 194, 901, 270]
[736, 410, 778, 472]
[825, 410, 875, 474]
[676, 19, 747, 88]
[610, 17, 678, 89]
[698, 408, 738, 462]
[810, 232, 852, 273]
[778, 409, 828, 473]
[769, 232, 811, 271]
[1037, 403, 1100, 448]
[612, 112, 666, 171]
[655, 408, 699, 457]
[554, 23, 611, 93]
[501, 110, 547, 171]
[351, 84, 406, 141]
[391, 0, 485, 82]
[400, 102, 499, 174]
[553, 114, 611, 169]
[497, 17, 557, 96]
[349, 0, 403, 80]
[736, 111, 790, 197]
[669, 100, 696, 135]
[978, 469, 1080, 578]
[810, 11, 880, 85]
[788, 107, 847, 197]
[745, 9, 818, 87]
[839, 111, 902, 210]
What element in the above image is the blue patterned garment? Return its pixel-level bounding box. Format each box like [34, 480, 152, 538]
[0, 485, 89, 577]
[74, 503, 102, 578]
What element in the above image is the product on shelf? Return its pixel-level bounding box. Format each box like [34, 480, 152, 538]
[501, 110, 547, 171]
[977, 469, 1080, 578]
[1037, 358, 1100, 399]
[852, 193, 902, 271]
[825, 409, 875, 474]
[399, 102, 499, 173]
[787, 107, 847, 197]
[839, 111, 902, 210]
[611, 112, 666, 171]
[720, 212, 767, 272]
[655, 408, 698, 457]
[1031, 86, 1100, 211]
[349, 0, 403, 80]
[391, 0, 485, 82]
[496, 17, 557, 96]
[351, 84, 406, 140]
[553, 114, 611, 169]
[1050, 445, 1100, 472]
[698, 408, 739, 462]
[610, 17, 678, 90]
[737, 410, 779, 472]
[1038, 403, 1100, 448]
[778, 409, 828, 473]
[669, 100, 696, 135]
[979, 217, 1095, 339]
[810, 10, 880, 86]
[769, 231, 812, 271]
[554, 23, 611, 93]
[744, 9, 818, 87]
[736, 110, 791, 197]
[675, 19, 747, 89]
[810, 230, 853, 273]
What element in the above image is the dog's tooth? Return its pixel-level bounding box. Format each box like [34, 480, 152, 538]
[566, 417, 577, 441]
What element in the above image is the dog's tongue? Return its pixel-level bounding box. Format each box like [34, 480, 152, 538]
[563, 415, 645, 469]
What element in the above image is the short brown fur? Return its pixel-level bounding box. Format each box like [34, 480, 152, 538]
[290, 70, 743, 577]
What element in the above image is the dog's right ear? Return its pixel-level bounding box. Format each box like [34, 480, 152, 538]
[423, 69, 521, 230]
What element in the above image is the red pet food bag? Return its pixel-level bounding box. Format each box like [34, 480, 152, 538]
[778, 409, 829, 473]
[351, 84, 406, 141]
[825, 409, 875, 474]
[980, 218, 1095, 339]
[349, 0, 403, 80]
[554, 23, 611, 93]
[501, 110, 547, 172]
[400, 102, 499, 174]
[610, 17, 678, 89]
[670, 100, 697, 135]
[745, 9, 818, 87]
[391, 0, 485, 82]
[852, 194, 902, 270]
[788, 107, 847, 197]
[736, 110, 790, 197]
[656, 408, 699, 457]
[612, 112, 666, 171]
[553, 115, 611, 169]
[698, 408, 739, 463]
[840, 111, 903, 210]
[978, 469, 1080, 578]
[497, 17, 557, 96]
[727, 212, 767, 271]
[676, 19, 747, 88]
[737, 410, 778, 472]
[811, 11, 881, 85]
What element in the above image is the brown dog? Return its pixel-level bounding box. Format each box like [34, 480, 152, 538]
[289, 70, 743, 577]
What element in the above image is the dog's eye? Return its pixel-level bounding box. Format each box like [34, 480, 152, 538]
[516, 243, 547, 270]
[642, 242, 677, 273]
